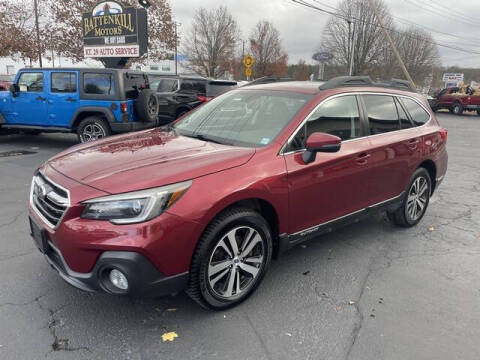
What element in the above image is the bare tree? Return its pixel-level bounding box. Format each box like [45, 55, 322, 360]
[0, 0, 47, 62]
[182, 6, 240, 78]
[249, 20, 287, 77]
[319, 0, 393, 75]
[48, 0, 175, 66]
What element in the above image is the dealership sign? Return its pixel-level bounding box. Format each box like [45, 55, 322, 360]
[83, 1, 148, 58]
[442, 73, 464, 82]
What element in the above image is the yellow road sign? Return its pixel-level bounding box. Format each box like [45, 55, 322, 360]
[243, 54, 255, 68]
[245, 67, 252, 77]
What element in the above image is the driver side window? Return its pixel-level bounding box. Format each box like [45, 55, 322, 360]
[17, 72, 44, 92]
[286, 95, 361, 152]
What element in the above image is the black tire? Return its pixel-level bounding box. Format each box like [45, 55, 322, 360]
[452, 102, 463, 115]
[77, 116, 111, 143]
[136, 89, 159, 122]
[187, 207, 273, 310]
[476, 109, 480, 116]
[387, 168, 431, 227]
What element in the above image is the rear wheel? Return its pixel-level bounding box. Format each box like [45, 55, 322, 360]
[77, 116, 111, 143]
[452, 102, 463, 115]
[387, 168, 431, 227]
[187, 208, 272, 310]
[476, 109, 480, 116]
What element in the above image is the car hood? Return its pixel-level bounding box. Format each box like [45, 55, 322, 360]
[47, 128, 255, 195]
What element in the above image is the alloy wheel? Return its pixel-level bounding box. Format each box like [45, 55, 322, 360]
[82, 123, 106, 142]
[406, 176, 429, 222]
[207, 226, 265, 299]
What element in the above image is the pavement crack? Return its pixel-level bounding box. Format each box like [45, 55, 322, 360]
[241, 309, 273, 360]
[0, 210, 26, 229]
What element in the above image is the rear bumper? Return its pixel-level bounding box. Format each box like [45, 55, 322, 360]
[110, 121, 154, 133]
[464, 105, 480, 110]
[41, 238, 188, 297]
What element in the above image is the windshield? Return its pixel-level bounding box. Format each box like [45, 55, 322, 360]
[173, 89, 312, 147]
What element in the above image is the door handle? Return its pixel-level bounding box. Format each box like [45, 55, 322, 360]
[66, 97, 76, 102]
[36, 96, 46, 101]
[356, 153, 371, 165]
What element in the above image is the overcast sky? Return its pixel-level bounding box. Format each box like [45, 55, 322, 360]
[171, 0, 480, 67]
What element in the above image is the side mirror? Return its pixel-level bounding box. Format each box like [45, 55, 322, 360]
[302, 132, 342, 164]
[9, 84, 19, 97]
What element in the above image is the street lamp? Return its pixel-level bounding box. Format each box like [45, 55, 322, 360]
[138, 0, 151, 9]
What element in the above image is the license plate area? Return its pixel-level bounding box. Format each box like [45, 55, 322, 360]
[29, 217, 48, 254]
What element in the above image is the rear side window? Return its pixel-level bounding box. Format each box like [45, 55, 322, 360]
[287, 95, 361, 152]
[363, 95, 400, 134]
[84, 73, 115, 95]
[123, 73, 148, 99]
[157, 79, 179, 92]
[180, 80, 206, 94]
[401, 98, 430, 126]
[207, 82, 237, 97]
[18, 72, 43, 92]
[51, 72, 77, 93]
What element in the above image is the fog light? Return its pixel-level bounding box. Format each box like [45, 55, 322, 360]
[109, 269, 129, 290]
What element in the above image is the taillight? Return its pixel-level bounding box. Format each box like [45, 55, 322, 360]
[440, 128, 448, 144]
[197, 95, 212, 103]
[468, 97, 472, 104]
[120, 102, 128, 113]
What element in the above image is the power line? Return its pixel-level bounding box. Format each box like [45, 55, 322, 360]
[419, 0, 478, 26]
[294, 0, 480, 56]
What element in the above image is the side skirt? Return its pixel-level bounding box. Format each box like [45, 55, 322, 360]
[278, 192, 405, 255]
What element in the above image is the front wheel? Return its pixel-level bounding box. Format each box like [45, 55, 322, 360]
[187, 208, 273, 310]
[77, 117, 111, 143]
[387, 168, 431, 227]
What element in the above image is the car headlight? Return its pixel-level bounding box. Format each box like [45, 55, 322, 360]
[81, 180, 192, 224]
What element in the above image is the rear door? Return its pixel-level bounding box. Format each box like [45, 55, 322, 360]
[284, 94, 373, 234]
[47, 71, 79, 127]
[359, 94, 421, 204]
[11, 71, 48, 125]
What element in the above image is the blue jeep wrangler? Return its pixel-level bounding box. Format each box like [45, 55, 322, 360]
[0, 68, 159, 143]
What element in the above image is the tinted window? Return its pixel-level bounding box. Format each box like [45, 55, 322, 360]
[207, 82, 237, 97]
[287, 95, 361, 152]
[395, 98, 413, 129]
[180, 79, 206, 94]
[401, 98, 430, 126]
[123, 73, 148, 99]
[363, 95, 400, 134]
[84, 73, 115, 95]
[157, 79, 179, 92]
[51, 72, 76, 93]
[18, 72, 43, 92]
[174, 90, 311, 147]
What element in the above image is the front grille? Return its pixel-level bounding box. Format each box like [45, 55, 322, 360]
[31, 173, 69, 228]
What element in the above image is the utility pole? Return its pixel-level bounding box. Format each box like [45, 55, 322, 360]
[367, 0, 415, 89]
[34, 0, 43, 68]
[174, 22, 178, 75]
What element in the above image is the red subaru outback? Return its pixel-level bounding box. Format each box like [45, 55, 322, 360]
[29, 76, 448, 309]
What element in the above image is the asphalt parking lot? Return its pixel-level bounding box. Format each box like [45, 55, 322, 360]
[0, 112, 479, 360]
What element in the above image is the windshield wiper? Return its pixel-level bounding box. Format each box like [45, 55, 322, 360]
[187, 133, 230, 145]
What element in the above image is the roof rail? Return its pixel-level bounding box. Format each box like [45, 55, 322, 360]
[319, 76, 416, 92]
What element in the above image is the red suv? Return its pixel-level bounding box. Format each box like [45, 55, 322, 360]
[29, 76, 448, 309]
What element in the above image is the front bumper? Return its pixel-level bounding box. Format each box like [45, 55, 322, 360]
[37, 232, 189, 297]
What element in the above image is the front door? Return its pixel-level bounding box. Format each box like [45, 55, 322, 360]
[284, 95, 373, 235]
[11, 72, 48, 125]
[47, 72, 79, 127]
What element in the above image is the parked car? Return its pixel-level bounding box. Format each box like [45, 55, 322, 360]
[0, 74, 14, 91]
[29, 76, 448, 309]
[0, 68, 159, 142]
[433, 86, 480, 115]
[148, 74, 237, 122]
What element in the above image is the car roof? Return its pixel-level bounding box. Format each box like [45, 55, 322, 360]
[241, 81, 325, 94]
[18, 68, 146, 75]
